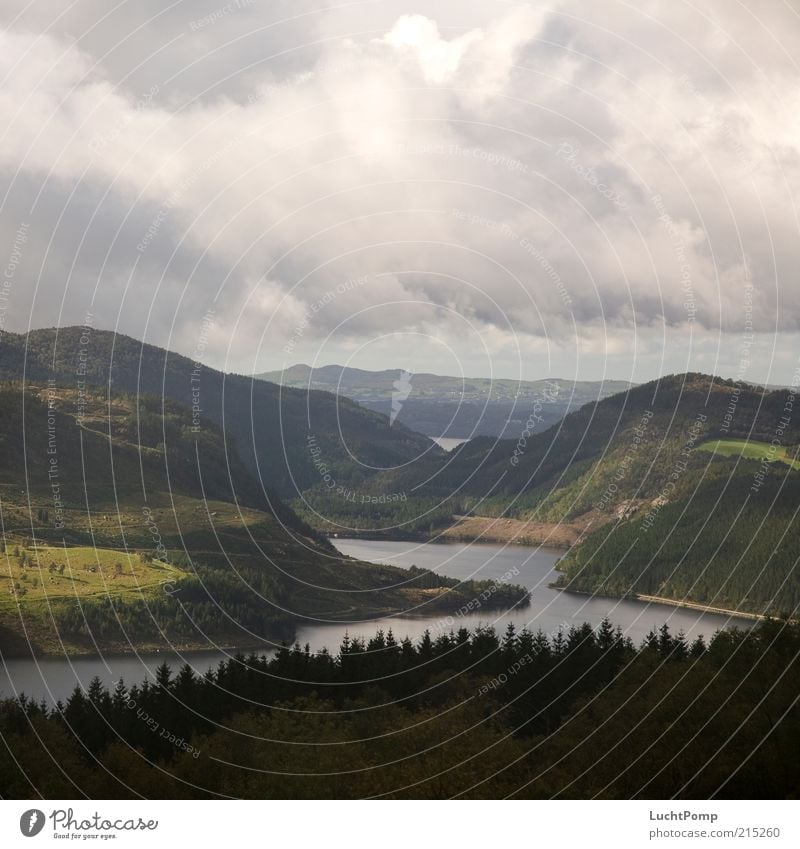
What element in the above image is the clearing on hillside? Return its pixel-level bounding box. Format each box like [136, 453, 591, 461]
[697, 438, 800, 470]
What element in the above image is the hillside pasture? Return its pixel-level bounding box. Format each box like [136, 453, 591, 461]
[697, 438, 800, 470]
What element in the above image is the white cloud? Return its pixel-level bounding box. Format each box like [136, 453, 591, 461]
[0, 1, 798, 383]
[380, 14, 481, 85]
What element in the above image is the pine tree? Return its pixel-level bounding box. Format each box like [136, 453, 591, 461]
[155, 662, 173, 691]
[690, 634, 707, 658]
[111, 678, 128, 712]
[502, 622, 518, 660]
[597, 617, 617, 651]
[418, 629, 434, 660]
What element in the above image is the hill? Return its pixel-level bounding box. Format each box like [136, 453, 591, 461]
[555, 471, 800, 616]
[0, 382, 526, 655]
[0, 328, 438, 499]
[295, 373, 800, 615]
[304, 372, 799, 519]
[256, 363, 634, 438]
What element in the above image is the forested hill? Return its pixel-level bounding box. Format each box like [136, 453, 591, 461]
[0, 380, 325, 652]
[556, 471, 800, 616]
[468, 371, 800, 518]
[458, 372, 800, 617]
[300, 372, 800, 521]
[294, 373, 800, 616]
[0, 327, 438, 498]
[0, 382, 264, 513]
[0, 382, 526, 655]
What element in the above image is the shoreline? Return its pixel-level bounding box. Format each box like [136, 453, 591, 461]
[552, 584, 772, 623]
[326, 512, 608, 549]
[438, 514, 587, 548]
[634, 593, 772, 622]
[0, 635, 284, 661]
[0, 583, 531, 660]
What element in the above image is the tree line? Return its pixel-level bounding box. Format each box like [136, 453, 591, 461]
[1, 617, 798, 798]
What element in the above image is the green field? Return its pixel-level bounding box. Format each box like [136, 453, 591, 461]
[1, 543, 186, 609]
[697, 438, 800, 470]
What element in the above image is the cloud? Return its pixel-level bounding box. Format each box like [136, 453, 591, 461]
[0, 1, 798, 382]
[380, 14, 481, 85]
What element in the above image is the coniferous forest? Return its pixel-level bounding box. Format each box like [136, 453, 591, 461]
[2, 618, 798, 799]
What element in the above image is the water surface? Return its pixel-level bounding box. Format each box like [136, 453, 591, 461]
[431, 436, 469, 451]
[297, 538, 753, 649]
[0, 538, 753, 703]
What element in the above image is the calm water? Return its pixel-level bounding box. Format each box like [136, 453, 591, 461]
[301, 539, 753, 648]
[431, 436, 469, 451]
[0, 538, 753, 703]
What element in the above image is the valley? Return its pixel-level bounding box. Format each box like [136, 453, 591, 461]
[0, 371, 529, 656]
[293, 373, 800, 618]
[3, 0, 798, 807]
[1, 334, 798, 655]
[257, 363, 634, 438]
[1, 330, 798, 804]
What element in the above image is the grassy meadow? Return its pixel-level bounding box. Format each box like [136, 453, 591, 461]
[697, 438, 800, 469]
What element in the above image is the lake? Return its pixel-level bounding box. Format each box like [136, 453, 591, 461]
[0, 538, 754, 703]
[431, 436, 470, 451]
[304, 538, 754, 648]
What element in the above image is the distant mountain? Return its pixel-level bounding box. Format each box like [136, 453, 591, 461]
[0, 328, 437, 499]
[255, 363, 635, 438]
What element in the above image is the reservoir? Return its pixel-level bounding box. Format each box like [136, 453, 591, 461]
[430, 436, 469, 451]
[0, 538, 754, 703]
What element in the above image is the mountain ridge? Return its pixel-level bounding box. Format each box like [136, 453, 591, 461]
[256, 362, 636, 439]
[0, 327, 439, 499]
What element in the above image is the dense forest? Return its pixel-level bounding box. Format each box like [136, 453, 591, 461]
[2, 617, 798, 798]
[43, 560, 529, 649]
[556, 471, 800, 615]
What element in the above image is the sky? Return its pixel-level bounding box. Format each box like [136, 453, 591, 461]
[1, 0, 798, 386]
